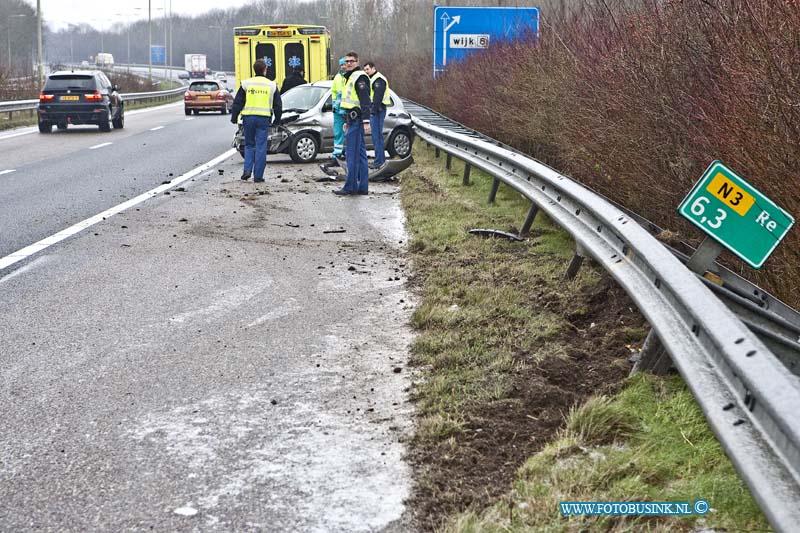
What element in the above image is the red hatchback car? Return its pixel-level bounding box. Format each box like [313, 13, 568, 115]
[184, 80, 233, 115]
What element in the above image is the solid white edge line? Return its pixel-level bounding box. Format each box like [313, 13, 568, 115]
[150, 126, 165, 131]
[0, 128, 37, 141]
[0, 169, 16, 175]
[89, 142, 113, 150]
[0, 148, 236, 272]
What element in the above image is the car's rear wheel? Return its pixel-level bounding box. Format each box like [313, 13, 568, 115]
[184, 107, 191, 116]
[192, 109, 199, 115]
[112, 106, 124, 129]
[387, 128, 412, 158]
[289, 132, 319, 163]
[56, 123, 67, 130]
[220, 103, 228, 115]
[98, 108, 111, 132]
[38, 121, 52, 133]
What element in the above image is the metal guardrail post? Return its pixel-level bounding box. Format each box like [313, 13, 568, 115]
[463, 163, 472, 186]
[520, 203, 539, 236]
[488, 177, 500, 203]
[446, 153, 452, 170]
[632, 331, 671, 374]
[564, 243, 587, 280]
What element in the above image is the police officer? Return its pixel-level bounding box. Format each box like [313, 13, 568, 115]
[362, 61, 391, 168]
[333, 51, 371, 196]
[330, 58, 347, 160]
[230, 59, 282, 182]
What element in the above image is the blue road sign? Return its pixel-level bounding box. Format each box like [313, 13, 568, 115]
[433, 6, 539, 78]
[150, 45, 166, 64]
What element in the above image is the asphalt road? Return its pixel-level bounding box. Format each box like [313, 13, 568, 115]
[0, 102, 237, 258]
[0, 105, 415, 531]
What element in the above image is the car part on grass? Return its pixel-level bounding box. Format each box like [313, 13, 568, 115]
[468, 229, 524, 242]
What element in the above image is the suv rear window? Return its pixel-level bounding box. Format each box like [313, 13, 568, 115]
[189, 82, 220, 92]
[45, 75, 96, 91]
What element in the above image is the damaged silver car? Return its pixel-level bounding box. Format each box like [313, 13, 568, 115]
[233, 79, 414, 163]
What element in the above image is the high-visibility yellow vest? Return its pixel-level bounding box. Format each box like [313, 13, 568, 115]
[340, 70, 369, 110]
[331, 72, 346, 104]
[369, 72, 392, 106]
[240, 76, 277, 117]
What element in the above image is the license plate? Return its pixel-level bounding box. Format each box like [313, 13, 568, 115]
[61, 95, 79, 101]
[267, 30, 292, 37]
[198, 95, 211, 99]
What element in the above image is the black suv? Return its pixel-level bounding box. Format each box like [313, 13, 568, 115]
[37, 70, 124, 133]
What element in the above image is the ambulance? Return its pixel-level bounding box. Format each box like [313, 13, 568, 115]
[233, 24, 332, 90]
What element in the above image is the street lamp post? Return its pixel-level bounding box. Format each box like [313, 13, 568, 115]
[36, 0, 42, 87]
[148, 0, 152, 81]
[6, 14, 28, 71]
[209, 25, 222, 71]
[114, 15, 131, 71]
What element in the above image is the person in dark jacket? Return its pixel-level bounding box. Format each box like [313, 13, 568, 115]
[333, 51, 371, 196]
[362, 61, 390, 168]
[280, 68, 307, 94]
[230, 59, 283, 182]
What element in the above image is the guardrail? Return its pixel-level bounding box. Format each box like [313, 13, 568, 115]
[404, 99, 800, 530]
[0, 86, 185, 121]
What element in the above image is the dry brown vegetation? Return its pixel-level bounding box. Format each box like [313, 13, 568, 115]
[389, 0, 800, 308]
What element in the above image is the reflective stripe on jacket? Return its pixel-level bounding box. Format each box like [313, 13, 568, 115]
[370, 72, 392, 106]
[331, 72, 346, 104]
[340, 71, 369, 110]
[240, 77, 277, 117]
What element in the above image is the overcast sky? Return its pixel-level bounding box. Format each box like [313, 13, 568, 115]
[22, 0, 257, 30]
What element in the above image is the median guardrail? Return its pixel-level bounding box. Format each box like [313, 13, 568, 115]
[404, 98, 800, 530]
[0, 86, 186, 121]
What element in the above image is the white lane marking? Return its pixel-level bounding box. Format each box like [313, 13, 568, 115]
[126, 101, 182, 116]
[0, 255, 50, 285]
[0, 127, 37, 141]
[89, 142, 113, 150]
[185, 117, 195, 121]
[0, 169, 16, 175]
[150, 126, 165, 131]
[0, 148, 237, 272]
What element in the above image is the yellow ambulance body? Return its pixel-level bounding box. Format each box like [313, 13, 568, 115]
[233, 24, 332, 90]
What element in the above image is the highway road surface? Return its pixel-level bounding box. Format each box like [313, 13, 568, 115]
[0, 102, 415, 531]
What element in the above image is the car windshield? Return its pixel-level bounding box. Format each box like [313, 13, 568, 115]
[281, 86, 329, 112]
[45, 75, 95, 90]
[190, 82, 219, 92]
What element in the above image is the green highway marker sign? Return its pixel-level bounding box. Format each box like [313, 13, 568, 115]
[678, 161, 794, 269]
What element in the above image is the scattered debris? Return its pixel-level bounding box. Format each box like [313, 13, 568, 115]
[468, 228, 523, 242]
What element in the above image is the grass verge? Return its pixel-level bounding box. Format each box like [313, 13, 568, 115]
[400, 143, 767, 531]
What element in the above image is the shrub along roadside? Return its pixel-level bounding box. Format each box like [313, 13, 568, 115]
[389, 0, 800, 309]
[400, 144, 766, 531]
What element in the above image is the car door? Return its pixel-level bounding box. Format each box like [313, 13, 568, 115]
[319, 92, 335, 151]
